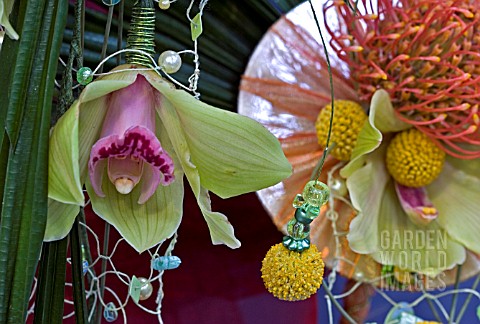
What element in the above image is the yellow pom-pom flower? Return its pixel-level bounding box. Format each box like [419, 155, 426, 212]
[261, 243, 325, 301]
[386, 128, 445, 187]
[315, 100, 367, 161]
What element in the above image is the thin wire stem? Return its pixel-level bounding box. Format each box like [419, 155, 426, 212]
[94, 223, 111, 324]
[448, 264, 462, 324]
[308, 0, 335, 181]
[417, 275, 443, 322]
[98, 5, 114, 74]
[116, 0, 124, 66]
[455, 272, 480, 323]
[93, 4, 115, 323]
[323, 284, 357, 324]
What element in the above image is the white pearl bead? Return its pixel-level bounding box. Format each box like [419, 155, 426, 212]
[158, 50, 182, 74]
[331, 178, 347, 197]
[158, 0, 170, 10]
[138, 277, 153, 300]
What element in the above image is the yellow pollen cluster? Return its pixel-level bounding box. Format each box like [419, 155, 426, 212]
[261, 243, 325, 301]
[386, 129, 445, 187]
[315, 100, 367, 161]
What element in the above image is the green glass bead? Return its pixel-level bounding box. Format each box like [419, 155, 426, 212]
[292, 194, 305, 208]
[286, 219, 309, 240]
[304, 204, 320, 219]
[282, 236, 310, 252]
[302, 180, 330, 207]
[294, 207, 312, 224]
[295, 204, 320, 223]
[76, 67, 94, 85]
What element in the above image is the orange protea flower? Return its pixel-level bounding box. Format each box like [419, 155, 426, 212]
[325, 0, 480, 159]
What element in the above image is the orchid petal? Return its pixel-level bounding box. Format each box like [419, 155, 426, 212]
[85, 165, 184, 253]
[48, 101, 84, 205]
[44, 199, 79, 241]
[371, 89, 411, 133]
[79, 80, 133, 103]
[138, 163, 161, 204]
[341, 90, 411, 178]
[428, 162, 480, 254]
[0, 0, 19, 40]
[149, 77, 292, 199]
[395, 183, 438, 226]
[78, 82, 136, 182]
[347, 145, 465, 275]
[156, 97, 241, 248]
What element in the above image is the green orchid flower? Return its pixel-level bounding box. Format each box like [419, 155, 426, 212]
[45, 65, 292, 252]
[341, 90, 480, 276]
[0, 0, 18, 40]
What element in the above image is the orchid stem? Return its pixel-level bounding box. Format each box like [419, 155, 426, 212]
[448, 264, 462, 324]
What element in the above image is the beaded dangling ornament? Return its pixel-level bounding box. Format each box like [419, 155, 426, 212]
[261, 179, 328, 301]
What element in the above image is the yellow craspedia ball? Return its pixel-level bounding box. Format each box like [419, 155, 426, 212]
[261, 243, 325, 301]
[315, 100, 367, 161]
[386, 128, 445, 187]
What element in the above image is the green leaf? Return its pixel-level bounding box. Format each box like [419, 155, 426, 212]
[70, 216, 89, 324]
[149, 77, 292, 199]
[0, 0, 68, 321]
[33, 238, 68, 324]
[190, 13, 203, 41]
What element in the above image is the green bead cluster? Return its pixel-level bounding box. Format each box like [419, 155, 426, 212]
[76, 67, 94, 85]
[283, 181, 330, 252]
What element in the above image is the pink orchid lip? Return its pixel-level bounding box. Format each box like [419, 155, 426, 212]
[88, 74, 175, 204]
[395, 182, 438, 226]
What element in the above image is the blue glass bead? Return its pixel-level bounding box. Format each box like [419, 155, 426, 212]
[82, 260, 89, 275]
[102, 0, 121, 6]
[152, 256, 181, 271]
[302, 180, 330, 207]
[76, 67, 93, 85]
[103, 302, 118, 322]
[384, 302, 414, 322]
